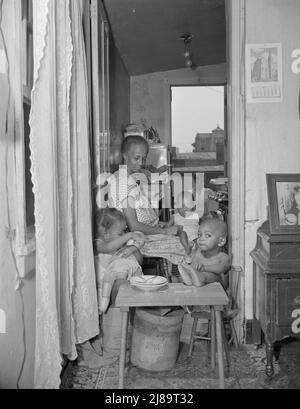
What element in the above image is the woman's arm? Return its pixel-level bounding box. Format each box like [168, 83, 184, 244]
[123, 206, 165, 235]
[122, 197, 178, 236]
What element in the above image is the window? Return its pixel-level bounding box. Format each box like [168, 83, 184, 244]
[171, 85, 225, 154]
[23, 101, 34, 228]
[171, 85, 226, 185]
[14, 0, 35, 274]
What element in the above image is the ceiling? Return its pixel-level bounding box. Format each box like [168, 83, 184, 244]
[103, 0, 226, 76]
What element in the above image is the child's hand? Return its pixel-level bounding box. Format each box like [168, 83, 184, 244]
[191, 260, 203, 271]
[116, 245, 137, 258]
[127, 238, 145, 250]
[183, 255, 192, 264]
[129, 231, 145, 241]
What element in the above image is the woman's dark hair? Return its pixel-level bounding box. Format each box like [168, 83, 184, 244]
[95, 208, 125, 236]
[121, 135, 149, 155]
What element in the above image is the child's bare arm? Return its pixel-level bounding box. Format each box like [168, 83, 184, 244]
[190, 251, 230, 275]
[200, 253, 231, 275]
[178, 230, 190, 254]
[97, 232, 139, 254]
[178, 230, 194, 256]
[116, 245, 143, 265]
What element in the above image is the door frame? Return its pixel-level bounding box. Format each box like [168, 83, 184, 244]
[226, 0, 246, 342]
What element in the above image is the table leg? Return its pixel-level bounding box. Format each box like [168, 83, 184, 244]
[188, 316, 198, 357]
[215, 309, 225, 389]
[118, 309, 129, 389]
[265, 342, 274, 379]
[221, 314, 230, 372]
[210, 307, 216, 370]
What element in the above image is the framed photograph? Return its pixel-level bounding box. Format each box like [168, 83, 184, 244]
[266, 174, 300, 234]
[246, 43, 283, 103]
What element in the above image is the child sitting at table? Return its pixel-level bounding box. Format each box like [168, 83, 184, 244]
[94, 208, 145, 313]
[178, 218, 231, 288]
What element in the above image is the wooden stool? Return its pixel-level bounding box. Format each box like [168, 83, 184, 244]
[187, 308, 231, 372]
[188, 266, 241, 358]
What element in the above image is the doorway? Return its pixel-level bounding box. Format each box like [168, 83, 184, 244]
[170, 84, 227, 209]
[171, 86, 225, 152]
[171, 85, 226, 187]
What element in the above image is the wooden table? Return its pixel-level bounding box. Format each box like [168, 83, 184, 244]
[115, 282, 229, 389]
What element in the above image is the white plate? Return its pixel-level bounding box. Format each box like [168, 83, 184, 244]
[132, 282, 166, 289]
[130, 275, 167, 286]
[130, 275, 168, 291]
[131, 283, 168, 292]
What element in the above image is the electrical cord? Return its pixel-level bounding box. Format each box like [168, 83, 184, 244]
[0, 0, 27, 389]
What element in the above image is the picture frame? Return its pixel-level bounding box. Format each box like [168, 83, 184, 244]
[266, 173, 300, 235]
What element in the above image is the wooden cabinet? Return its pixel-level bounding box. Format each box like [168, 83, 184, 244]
[250, 221, 300, 377]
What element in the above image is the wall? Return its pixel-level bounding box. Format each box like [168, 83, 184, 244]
[130, 63, 226, 145]
[0, 0, 35, 388]
[109, 34, 130, 169]
[244, 0, 300, 318]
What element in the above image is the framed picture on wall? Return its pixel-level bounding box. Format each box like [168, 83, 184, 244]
[266, 173, 300, 234]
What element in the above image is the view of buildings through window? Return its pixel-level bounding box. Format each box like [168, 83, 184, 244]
[171, 85, 225, 153]
[171, 86, 225, 181]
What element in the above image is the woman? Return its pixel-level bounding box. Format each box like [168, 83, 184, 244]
[107, 135, 186, 267]
[109, 135, 179, 236]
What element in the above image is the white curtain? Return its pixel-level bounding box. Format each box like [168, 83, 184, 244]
[30, 0, 99, 389]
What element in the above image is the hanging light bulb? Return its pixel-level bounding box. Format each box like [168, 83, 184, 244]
[179, 34, 194, 69]
[185, 58, 193, 68]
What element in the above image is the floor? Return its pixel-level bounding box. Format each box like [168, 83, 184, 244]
[60, 315, 300, 390]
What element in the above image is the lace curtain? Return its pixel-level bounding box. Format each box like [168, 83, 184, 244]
[30, 0, 99, 389]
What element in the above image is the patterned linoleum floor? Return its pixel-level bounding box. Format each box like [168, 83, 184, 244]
[60, 340, 300, 390]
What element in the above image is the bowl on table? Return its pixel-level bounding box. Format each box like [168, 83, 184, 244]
[130, 275, 168, 291]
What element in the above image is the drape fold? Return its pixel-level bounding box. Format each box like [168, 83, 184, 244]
[30, 0, 98, 389]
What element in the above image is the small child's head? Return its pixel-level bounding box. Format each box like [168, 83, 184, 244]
[197, 218, 227, 252]
[96, 208, 127, 241]
[175, 191, 196, 216]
